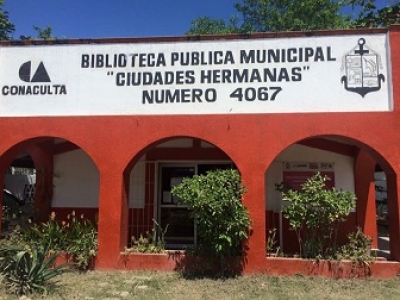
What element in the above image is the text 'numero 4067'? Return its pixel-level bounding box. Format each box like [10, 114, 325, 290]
[230, 87, 282, 101]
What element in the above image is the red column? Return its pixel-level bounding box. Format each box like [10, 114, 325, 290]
[354, 149, 377, 248]
[27, 143, 54, 220]
[96, 165, 128, 269]
[241, 164, 266, 273]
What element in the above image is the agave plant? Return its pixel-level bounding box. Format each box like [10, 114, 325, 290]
[0, 244, 73, 295]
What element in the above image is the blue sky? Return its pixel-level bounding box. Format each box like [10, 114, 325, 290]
[4, 0, 237, 39]
[4, 0, 395, 39]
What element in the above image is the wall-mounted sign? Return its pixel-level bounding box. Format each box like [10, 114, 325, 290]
[0, 34, 391, 116]
[282, 162, 335, 190]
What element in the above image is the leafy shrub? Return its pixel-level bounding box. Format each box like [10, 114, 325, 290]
[0, 245, 72, 295]
[2, 201, 20, 232]
[23, 211, 98, 270]
[267, 228, 278, 253]
[2, 194, 33, 234]
[279, 173, 356, 258]
[171, 169, 251, 267]
[333, 229, 375, 276]
[24, 212, 67, 251]
[125, 219, 168, 254]
[64, 211, 98, 270]
[0, 226, 27, 248]
[338, 228, 374, 260]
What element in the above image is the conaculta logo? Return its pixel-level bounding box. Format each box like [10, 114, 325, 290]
[1, 61, 67, 96]
[19, 61, 51, 82]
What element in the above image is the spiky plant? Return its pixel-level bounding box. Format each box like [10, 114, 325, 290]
[0, 244, 73, 295]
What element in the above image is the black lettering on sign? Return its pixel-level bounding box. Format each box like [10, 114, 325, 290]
[170, 51, 234, 66]
[130, 53, 166, 67]
[230, 87, 282, 101]
[142, 88, 217, 104]
[1, 85, 67, 96]
[115, 71, 195, 86]
[239, 47, 336, 63]
[81, 54, 127, 68]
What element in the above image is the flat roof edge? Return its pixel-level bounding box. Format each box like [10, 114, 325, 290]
[0, 26, 394, 47]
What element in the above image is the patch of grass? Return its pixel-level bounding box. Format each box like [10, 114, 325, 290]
[1, 271, 400, 299]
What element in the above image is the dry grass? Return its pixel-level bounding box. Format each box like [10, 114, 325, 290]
[0, 271, 400, 299]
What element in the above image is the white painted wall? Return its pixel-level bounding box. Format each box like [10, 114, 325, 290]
[266, 144, 355, 211]
[52, 149, 147, 209]
[129, 155, 146, 209]
[0, 34, 390, 117]
[52, 149, 99, 207]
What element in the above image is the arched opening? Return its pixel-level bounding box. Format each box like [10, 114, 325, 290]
[265, 135, 396, 259]
[0, 137, 100, 233]
[124, 137, 236, 250]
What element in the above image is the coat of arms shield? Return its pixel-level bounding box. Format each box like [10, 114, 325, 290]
[341, 38, 385, 97]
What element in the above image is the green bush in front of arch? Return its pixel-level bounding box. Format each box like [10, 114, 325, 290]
[279, 172, 356, 258]
[171, 169, 251, 266]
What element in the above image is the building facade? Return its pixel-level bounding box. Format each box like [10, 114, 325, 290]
[0, 26, 400, 272]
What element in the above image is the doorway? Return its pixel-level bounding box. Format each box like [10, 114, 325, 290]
[158, 162, 233, 249]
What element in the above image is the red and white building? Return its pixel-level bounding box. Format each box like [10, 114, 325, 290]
[1, 26, 400, 274]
